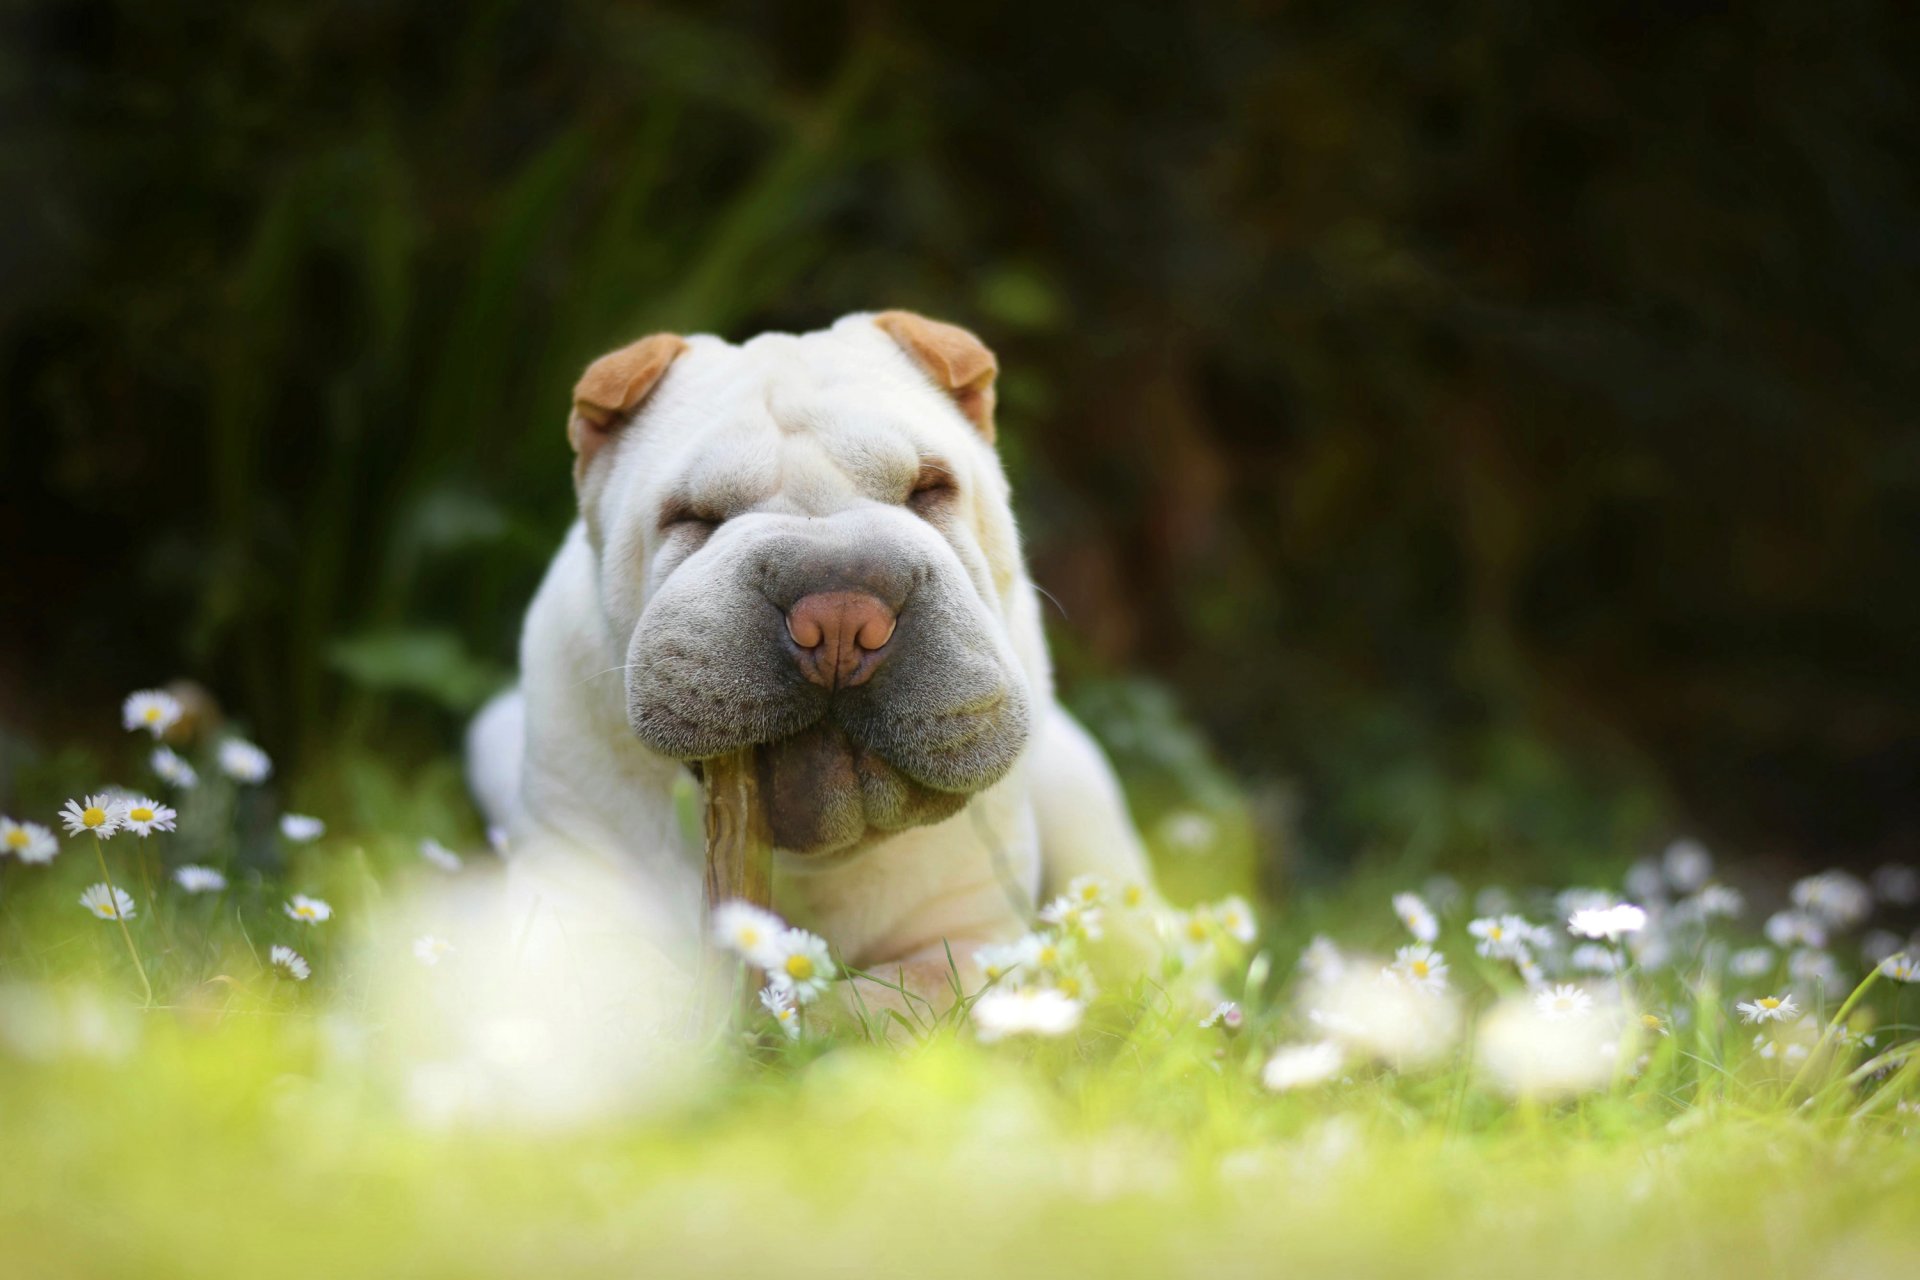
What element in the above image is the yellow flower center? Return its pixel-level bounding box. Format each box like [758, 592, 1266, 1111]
[5, 829, 27, 849]
[1038, 946, 1059, 967]
[1760, 997, 1781, 1010]
[1186, 919, 1209, 941]
[296, 905, 315, 918]
[129, 807, 154, 823]
[1079, 885, 1099, 902]
[1123, 885, 1143, 906]
[1489, 927, 1504, 939]
[1059, 976, 1083, 997]
[738, 928, 760, 948]
[143, 706, 163, 723]
[784, 954, 814, 981]
[82, 806, 106, 827]
[1642, 1014, 1663, 1029]
[1411, 960, 1430, 978]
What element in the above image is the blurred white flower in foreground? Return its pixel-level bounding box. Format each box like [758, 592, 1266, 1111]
[1215, 895, 1258, 944]
[270, 945, 310, 981]
[1388, 943, 1449, 995]
[218, 739, 272, 784]
[1302, 962, 1461, 1068]
[1039, 894, 1103, 941]
[1478, 994, 1623, 1097]
[1, 818, 58, 864]
[1535, 984, 1595, 1021]
[1158, 809, 1217, 855]
[413, 935, 454, 967]
[280, 814, 325, 843]
[285, 894, 333, 924]
[0, 984, 138, 1061]
[975, 938, 1032, 983]
[1879, 953, 1918, 983]
[1736, 994, 1799, 1025]
[1065, 874, 1109, 907]
[151, 746, 198, 789]
[1469, 914, 1543, 960]
[59, 794, 126, 839]
[972, 986, 1083, 1042]
[1262, 1041, 1343, 1092]
[79, 883, 136, 921]
[1299, 935, 1346, 982]
[173, 865, 226, 894]
[1662, 839, 1713, 892]
[1764, 910, 1827, 949]
[1568, 903, 1647, 942]
[419, 839, 464, 873]
[120, 797, 176, 837]
[766, 928, 834, 1004]
[1200, 1001, 1243, 1032]
[1791, 870, 1872, 929]
[1393, 892, 1438, 943]
[713, 900, 784, 969]
[122, 689, 182, 738]
[759, 985, 801, 1039]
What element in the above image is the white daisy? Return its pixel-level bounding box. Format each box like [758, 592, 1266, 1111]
[1200, 1001, 1243, 1032]
[1662, 838, 1713, 892]
[270, 945, 310, 981]
[1787, 948, 1843, 991]
[1300, 935, 1346, 982]
[1214, 895, 1257, 944]
[1158, 809, 1218, 854]
[1752, 1032, 1810, 1062]
[1468, 914, 1539, 960]
[1168, 905, 1218, 965]
[1736, 994, 1800, 1025]
[1038, 894, 1103, 941]
[150, 745, 199, 789]
[1567, 903, 1647, 941]
[1393, 892, 1438, 943]
[79, 883, 136, 921]
[974, 938, 1032, 984]
[122, 689, 183, 738]
[1020, 930, 1074, 975]
[487, 825, 511, 856]
[419, 838, 463, 872]
[712, 900, 785, 969]
[284, 894, 333, 924]
[1790, 870, 1873, 929]
[1626, 859, 1668, 903]
[971, 986, 1083, 1042]
[1685, 884, 1745, 920]
[1534, 983, 1594, 1021]
[1879, 953, 1918, 983]
[1388, 943, 1450, 995]
[217, 738, 272, 784]
[413, 935, 454, 967]
[1729, 945, 1776, 978]
[759, 984, 801, 1038]
[1, 818, 58, 864]
[173, 865, 227, 894]
[59, 794, 126, 839]
[120, 797, 176, 837]
[1064, 874, 1109, 907]
[1261, 1041, 1343, 1092]
[1569, 942, 1625, 974]
[1517, 953, 1548, 989]
[280, 814, 325, 843]
[765, 928, 834, 1004]
[1764, 910, 1827, 949]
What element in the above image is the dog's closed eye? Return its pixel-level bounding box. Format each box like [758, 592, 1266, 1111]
[659, 496, 723, 541]
[906, 460, 957, 516]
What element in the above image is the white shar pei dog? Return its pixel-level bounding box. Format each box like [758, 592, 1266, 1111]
[467, 310, 1159, 1020]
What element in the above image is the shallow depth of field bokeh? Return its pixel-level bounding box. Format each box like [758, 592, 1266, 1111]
[4, 3, 1920, 1277]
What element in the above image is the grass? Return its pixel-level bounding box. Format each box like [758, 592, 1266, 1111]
[1, 724, 1918, 1279]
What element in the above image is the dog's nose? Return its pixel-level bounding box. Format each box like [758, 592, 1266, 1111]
[785, 591, 897, 689]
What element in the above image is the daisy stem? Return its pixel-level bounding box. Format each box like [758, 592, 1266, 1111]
[94, 836, 153, 1007]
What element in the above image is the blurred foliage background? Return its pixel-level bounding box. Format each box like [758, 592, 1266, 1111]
[3, 0, 1917, 888]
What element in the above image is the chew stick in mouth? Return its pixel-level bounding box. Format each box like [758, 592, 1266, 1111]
[701, 747, 773, 1020]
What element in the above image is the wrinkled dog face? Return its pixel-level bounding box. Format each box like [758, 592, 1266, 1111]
[571, 313, 1034, 859]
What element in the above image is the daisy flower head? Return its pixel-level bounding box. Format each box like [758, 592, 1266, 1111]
[1686, 884, 1745, 920]
[1167, 904, 1218, 964]
[1871, 863, 1919, 907]
[1517, 953, 1548, 989]
[1787, 948, 1843, 991]
[1790, 870, 1873, 929]
[1200, 1001, 1243, 1033]
[1625, 859, 1667, 903]
[270, 945, 310, 981]
[284, 894, 333, 924]
[1534, 984, 1594, 1021]
[713, 901, 785, 969]
[1261, 1041, 1344, 1092]
[1569, 942, 1625, 974]
[413, 935, 454, 967]
[1065, 874, 1109, 908]
[122, 689, 183, 738]
[1299, 935, 1346, 982]
[173, 865, 227, 894]
[217, 738, 272, 784]
[1388, 943, 1450, 995]
[1729, 946, 1776, 978]
[150, 745, 199, 789]
[1038, 894, 1103, 941]
[1736, 993, 1800, 1025]
[120, 797, 176, 837]
[759, 984, 801, 1039]
[1469, 914, 1540, 960]
[1158, 809, 1218, 855]
[280, 814, 325, 843]
[1393, 892, 1438, 943]
[2, 818, 58, 864]
[765, 928, 834, 1004]
[1879, 953, 1919, 984]
[79, 883, 136, 921]
[1118, 881, 1148, 910]
[974, 938, 1032, 984]
[419, 838, 463, 873]
[59, 794, 126, 839]
[1567, 903, 1647, 942]
[1662, 838, 1713, 892]
[1214, 895, 1258, 945]
[972, 986, 1083, 1042]
[1764, 910, 1827, 950]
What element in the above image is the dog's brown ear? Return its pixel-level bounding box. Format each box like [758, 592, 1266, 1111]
[569, 333, 689, 471]
[874, 310, 998, 441]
